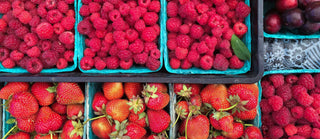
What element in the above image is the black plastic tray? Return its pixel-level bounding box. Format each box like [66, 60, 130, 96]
[0, 0, 263, 84]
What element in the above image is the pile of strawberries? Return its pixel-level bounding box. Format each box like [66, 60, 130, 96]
[173, 83, 262, 138]
[261, 73, 320, 139]
[78, 0, 162, 71]
[0, 82, 85, 139]
[167, 0, 250, 70]
[0, 0, 76, 74]
[90, 82, 170, 138]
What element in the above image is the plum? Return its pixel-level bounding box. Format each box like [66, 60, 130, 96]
[305, 1, 320, 22]
[299, 0, 320, 8]
[264, 12, 282, 34]
[276, 0, 298, 12]
[299, 21, 320, 34]
[281, 8, 305, 29]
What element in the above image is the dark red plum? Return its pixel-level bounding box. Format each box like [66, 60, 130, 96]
[305, 2, 320, 22]
[264, 12, 282, 34]
[276, 0, 298, 12]
[281, 8, 305, 29]
[299, 0, 320, 8]
[299, 21, 320, 34]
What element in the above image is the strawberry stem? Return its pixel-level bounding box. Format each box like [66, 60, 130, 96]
[185, 112, 192, 139]
[219, 102, 239, 112]
[172, 112, 181, 127]
[2, 125, 17, 139]
[83, 115, 106, 125]
[244, 124, 253, 127]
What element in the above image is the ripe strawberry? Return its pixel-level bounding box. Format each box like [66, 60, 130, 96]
[35, 107, 63, 134]
[60, 120, 83, 139]
[200, 84, 230, 110]
[190, 94, 202, 107]
[16, 114, 37, 133]
[147, 109, 171, 133]
[125, 122, 147, 139]
[51, 102, 67, 115]
[212, 112, 234, 132]
[209, 113, 221, 130]
[243, 126, 263, 139]
[184, 115, 210, 139]
[145, 83, 168, 93]
[128, 112, 147, 127]
[174, 83, 193, 97]
[124, 82, 143, 99]
[91, 117, 112, 139]
[0, 82, 29, 99]
[106, 99, 130, 122]
[227, 84, 258, 112]
[67, 104, 84, 120]
[175, 101, 189, 119]
[7, 132, 30, 139]
[31, 82, 55, 106]
[34, 134, 58, 139]
[92, 91, 108, 115]
[233, 108, 257, 120]
[8, 91, 39, 119]
[103, 82, 124, 100]
[127, 96, 146, 114]
[56, 82, 84, 105]
[189, 84, 202, 96]
[147, 134, 166, 139]
[142, 84, 170, 110]
[228, 84, 259, 98]
[222, 122, 244, 139]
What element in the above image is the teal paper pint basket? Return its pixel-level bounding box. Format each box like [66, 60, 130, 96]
[77, 0, 164, 73]
[263, 1, 320, 39]
[0, 1, 78, 73]
[164, 0, 251, 74]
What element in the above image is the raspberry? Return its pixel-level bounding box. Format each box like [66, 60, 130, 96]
[167, 17, 182, 32]
[133, 52, 148, 64]
[109, 45, 119, 56]
[61, 17, 75, 31]
[115, 40, 128, 50]
[138, 0, 151, 7]
[195, 4, 208, 14]
[26, 58, 43, 74]
[2, 58, 15, 69]
[198, 55, 213, 70]
[297, 125, 312, 138]
[285, 99, 297, 108]
[40, 50, 59, 68]
[212, 0, 225, 6]
[150, 49, 161, 59]
[80, 56, 94, 70]
[226, 0, 238, 10]
[211, 27, 223, 38]
[87, 38, 101, 52]
[66, 10, 75, 17]
[137, 6, 148, 15]
[178, 24, 189, 35]
[269, 74, 285, 88]
[36, 22, 54, 39]
[113, 31, 126, 43]
[37, 6, 48, 18]
[45, 0, 57, 10]
[181, 59, 192, 69]
[218, 39, 230, 49]
[65, 0, 74, 4]
[10, 50, 24, 62]
[229, 55, 244, 69]
[166, 39, 177, 51]
[260, 99, 272, 114]
[276, 84, 292, 102]
[176, 35, 191, 48]
[92, 18, 108, 31]
[3, 35, 20, 50]
[112, 18, 129, 31]
[148, 1, 161, 12]
[178, 1, 198, 21]
[268, 126, 284, 139]
[77, 20, 93, 35]
[106, 56, 119, 69]
[47, 10, 63, 24]
[298, 73, 315, 90]
[205, 37, 218, 49]
[197, 13, 209, 25]
[82, 0, 92, 4]
[57, 1, 68, 13]
[79, 5, 90, 17]
[143, 12, 159, 26]
[272, 107, 291, 127]
[53, 23, 65, 34]
[39, 40, 52, 51]
[233, 22, 248, 37]
[146, 57, 160, 70]
[129, 8, 142, 22]
[285, 124, 298, 136]
[235, 2, 250, 18]
[28, 16, 40, 27]
[63, 50, 74, 62]
[223, 28, 234, 40]
[125, 29, 139, 42]
[128, 1, 137, 8]
[18, 42, 30, 54]
[286, 74, 299, 84]
[296, 88, 314, 107]
[27, 46, 41, 58]
[213, 54, 229, 71]
[0, 19, 7, 32]
[117, 50, 133, 61]
[8, 19, 22, 30]
[175, 47, 188, 60]
[59, 31, 75, 45]
[189, 24, 204, 39]
[187, 50, 200, 63]
[89, 2, 101, 13]
[311, 93, 320, 109]
[95, 30, 107, 39]
[226, 11, 236, 19]
[102, 2, 114, 13]
[84, 48, 96, 57]
[0, 2, 10, 14]
[23, 33, 38, 47]
[216, 3, 229, 15]
[93, 57, 106, 70]
[311, 128, 320, 139]
[141, 27, 158, 42]
[197, 41, 209, 54]
[17, 11, 32, 24]
[119, 59, 133, 70]
[133, 20, 145, 32]
[304, 107, 318, 123]
[103, 33, 114, 44]
[291, 106, 304, 119]
[289, 135, 306, 139]
[56, 58, 68, 69]
[144, 42, 157, 53]
[170, 58, 181, 69]
[268, 95, 283, 111]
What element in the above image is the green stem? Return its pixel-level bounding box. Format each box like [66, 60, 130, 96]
[244, 124, 253, 127]
[172, 112, 181, 127]
[178, 97, 183, 102]
[185, 112, 192, 139]
[164, 131, 168, 138]
[50, 133, 53, 139]
[219, 102, 239, 112]
[2, 125, 17, 139]
[83, 115, 106, 125]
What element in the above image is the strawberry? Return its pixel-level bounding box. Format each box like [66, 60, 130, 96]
[146, 83, 168, 93]
[35, 107, 63, 134]
[127, 96, 146, 114]
[91, 117, 112, 139]
[103, 82, 124, 100]
[56, 82, 84, 105]
[8, 91, 39, 119]
[189, 84, 202, 96]
[243, 126, 263, 139]
[106, 99, 130, 122]
[184, 114, 210, 139]
[67, 104, 84, 120]
[147, 109, 171, 133]
[233, 108, 257, 120]
[16, 114, 37, 133]
[227, 84, 258, 112]
[212, 112, 234, 132]
[124, 82, 143, 99]
[92, 91, 108, 115]
[222, 122, 244, 139]
[34, 134, 58, 139]
[190, 94, 202, 107]
[0, 82, 29, 99]
[200, 84, 230, 110]
[174, 83, 193, 97]
[60, 120, 83, 139]
[128, 112, 147, 127]
[175, 101, 189, 119]
[228, 84, 259, 98]
[31, 82, 55, 106]
[51, 102, 67, 115]
[125, 122, 147, 139]
[142, 85, 170, 110]
[7, 132, 30, 139]
[209, 113, 221, 130]
[147, 134, 166, 139]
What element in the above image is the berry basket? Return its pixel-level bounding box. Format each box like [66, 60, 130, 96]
[164, 0, 252, 74]
[76, 0, 165, 73]
[85, 82, 172, 138]
[0, 1, 79, 74]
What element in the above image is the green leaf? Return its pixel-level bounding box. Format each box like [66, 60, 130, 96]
[6, 118, 16, 124]
[231, 34, 251, 61]
[46, 86, 57, 93]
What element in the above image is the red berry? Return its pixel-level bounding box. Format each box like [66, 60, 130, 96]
[175, 47, 188, 60]
[141, 27, 158, 42]
[176, 34, 191, 48]
[200, 55, 213, 70]
[143, 12, 159, 25]
[120, 59, 133, 69]
[229, 55, 244, 69]
[233, 22, 248, 37]
[170, 58, 181, 69]
[26, 58, 43, 74]
[57, 58, 68, 69]
[61, 16, 75, 31]
[24, 33, 39, 47]
[167, 17, 181, 32]
[133, 52, 148, 64]
[27, 46, 41, 58]
[36, 22, 54, 39]
[18, 11, 32, 24]
[213, 54, 229, 71]
[235, 2, 250, 18]
[2, 58, 15, 68]
[148, 1, 161, 12]
[291, 106, 304, 119]
[59, 31, 74, 45]
[268, 95, 283, 111]
[106, 56, 119, 69]
[146, 57, 160, 70]
[80, 56, 94, 70]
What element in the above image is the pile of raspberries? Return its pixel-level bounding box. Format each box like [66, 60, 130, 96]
[261, 73, 320, 139]
[167, 0, 250, 71]
[78, 0, 161, 70]
[0, 0, 76, 74]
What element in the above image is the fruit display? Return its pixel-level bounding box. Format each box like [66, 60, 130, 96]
[78, 0, 162, 71]
[260, 73, 320, 138]
[0, 82, 85, 139]
[88, 82, 171, 138]
[173, 83, 262, 138]
[0, 0, 76, 74]
[167, 0, 251, 71]
[264, 0, 320, 35]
